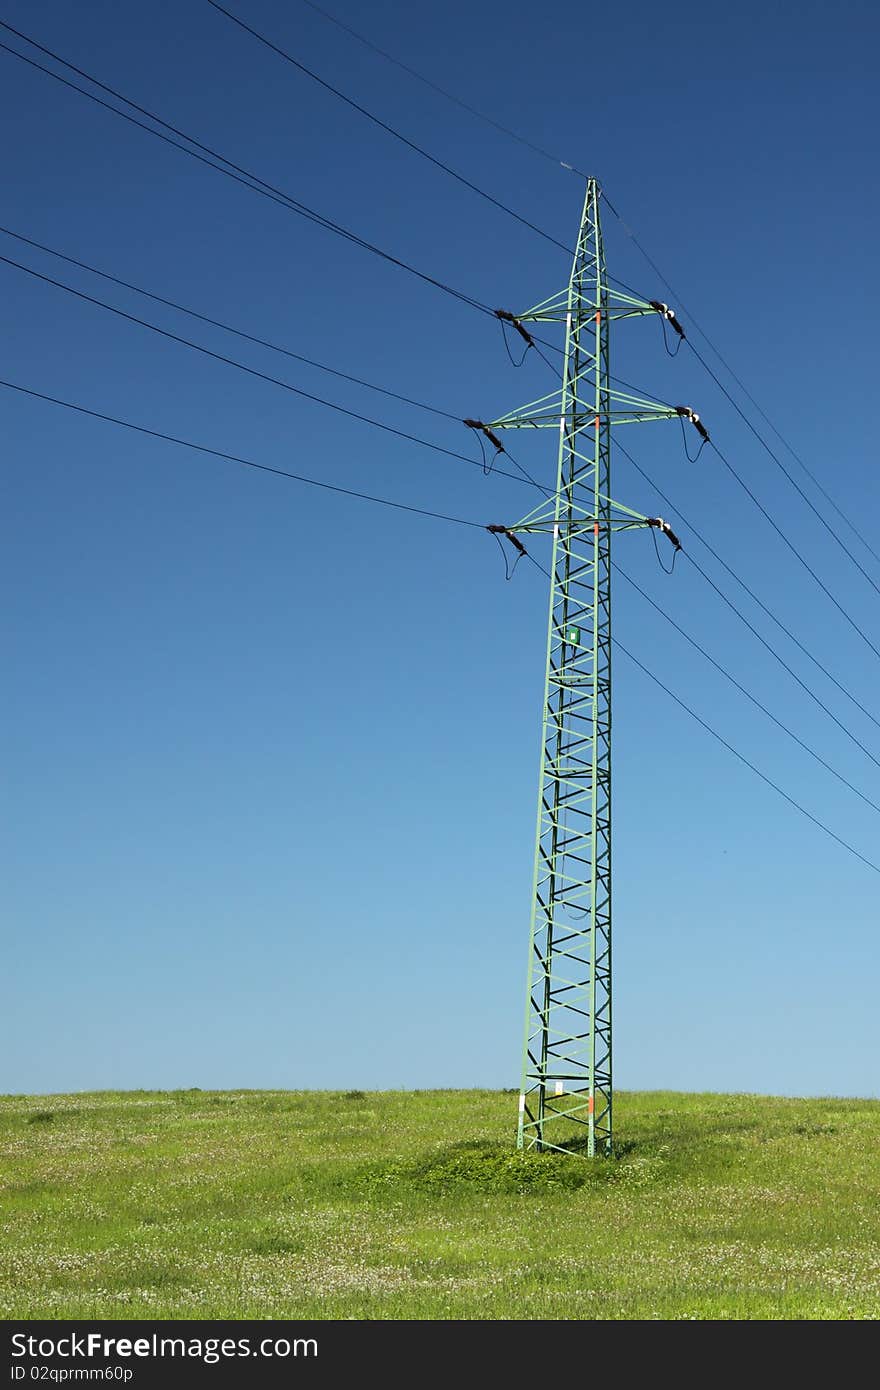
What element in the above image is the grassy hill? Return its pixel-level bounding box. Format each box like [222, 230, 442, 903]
[1, 1088, 878, 1320]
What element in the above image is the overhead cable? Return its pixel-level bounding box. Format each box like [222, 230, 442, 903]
[709, 437, 880, 664]
[287, 3, 880, 574]
[0, 251, 538, 494]
[615, 562, 880, 818]
[0, 378, 485, 529]
[0, 224, 460, 423]
[297, 0, 591, 179]
[616, 438, 880, 749]
[7, 367, 878, 879]
[524, 552, 880, 878]
[206, 0, 575, 258]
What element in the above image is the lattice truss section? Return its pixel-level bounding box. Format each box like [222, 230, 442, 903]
[484, 180, 678, 1156]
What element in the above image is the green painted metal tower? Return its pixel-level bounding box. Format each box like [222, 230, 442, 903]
[479, 179, 681, 1156]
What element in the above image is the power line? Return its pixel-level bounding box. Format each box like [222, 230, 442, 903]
[283, 6, 880, 606]
[0, 26, 661, 404]
[297, 0, 590, 180]
[8, 8, 876, 870]
[9, 368, 878, 880]
[0, 377, 485, 531]
[10, 229, 878, 793]
[617, 636, 880, 878]
[690, 339, 880, 599]
[206, 0, 574, 259]
[35, 135, 852, 789]
[709, 437, 880, 664]
[0, 19, 650, 319]
[0, 224, 460, 424]
[695, 352, 880, 570]
[9, 362, 878, 882]
[685, 549, 880, 771]
[599, 196, 880, 572]
[526, 548, 880, 877]
[0, 250, 540, 495]
[0, 26, 492, 319]
[209, 2, 655, 307]
[616, 437, 880, 742]
[614, 561, 880, 816]
[0, 229, 648, 501]
[288, 3, 879, 579]
[0, 223, 553, 500]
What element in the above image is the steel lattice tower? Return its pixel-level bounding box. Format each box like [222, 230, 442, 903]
[475, 179, 683, 1156]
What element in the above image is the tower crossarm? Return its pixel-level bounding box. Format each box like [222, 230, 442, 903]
[485, 386, 679, 432]
[508, 284, 667, 325]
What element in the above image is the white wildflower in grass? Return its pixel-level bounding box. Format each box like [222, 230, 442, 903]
[0, 1089, 879, 1319]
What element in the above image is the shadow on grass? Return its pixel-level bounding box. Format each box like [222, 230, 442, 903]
[348, 1120, 750, 1201]
[548, 1132, 639, 1159]
[362, 1139, 618, 1198]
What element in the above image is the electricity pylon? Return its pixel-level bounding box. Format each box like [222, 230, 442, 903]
[476, 179, 686, 1156]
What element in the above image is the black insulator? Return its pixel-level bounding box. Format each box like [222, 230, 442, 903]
[507, 530, 527, 557]
[494, 307, 534, 347]
[675, 404, 709, 440]
[651, 300, 686, 340]
[486, 523, 527, 556]
[464, 418, 505, 453]
[647, 516, 682, 551]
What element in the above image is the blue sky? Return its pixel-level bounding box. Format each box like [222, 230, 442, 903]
[3, 0, 878, 1099]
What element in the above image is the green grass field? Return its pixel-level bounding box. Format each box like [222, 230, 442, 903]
[2, 1089, 878, 1320]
